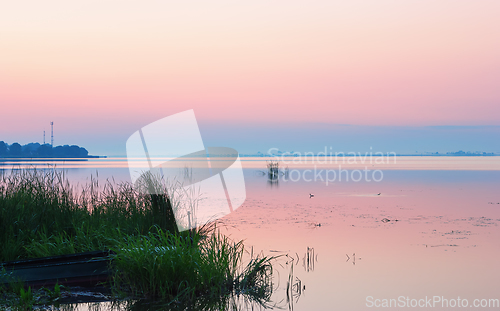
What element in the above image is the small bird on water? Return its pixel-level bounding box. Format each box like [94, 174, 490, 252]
[377, 193, 381, 195]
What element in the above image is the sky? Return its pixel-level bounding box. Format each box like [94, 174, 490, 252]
[1, 1, 499, 155]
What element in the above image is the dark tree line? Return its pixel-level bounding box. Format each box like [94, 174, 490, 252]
[0, 141, 89, 158]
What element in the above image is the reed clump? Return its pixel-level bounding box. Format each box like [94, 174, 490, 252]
[0, 168, 274, 305]
[112, 228, 274, 302]
[0, 168, 164, 261]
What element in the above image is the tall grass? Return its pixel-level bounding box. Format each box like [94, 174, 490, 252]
[0, 168, 177, 261]
[112, 228, 274, 302]
[0, 167, 275, 305]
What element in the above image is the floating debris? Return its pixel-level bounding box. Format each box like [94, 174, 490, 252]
[381, 217, 400, 223]
[430, 244, 459, 248]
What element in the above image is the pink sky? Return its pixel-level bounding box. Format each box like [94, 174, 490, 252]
[1, 1, 500, 153]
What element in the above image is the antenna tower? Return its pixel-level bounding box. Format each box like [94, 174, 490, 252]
[50, 122, 54, 147]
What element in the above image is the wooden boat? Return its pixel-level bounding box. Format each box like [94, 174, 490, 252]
[0, 250, 113, 287]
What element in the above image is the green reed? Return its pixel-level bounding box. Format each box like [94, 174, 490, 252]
[0, 168, 164, 261]
[111, 227, 274, 302]
[0, 168, 274, 305]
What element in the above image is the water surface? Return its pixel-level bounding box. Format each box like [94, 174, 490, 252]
[1, 157, 499, 310]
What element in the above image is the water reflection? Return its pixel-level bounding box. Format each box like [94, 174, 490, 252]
[345, 253, 361, 266]
[267, 176, 279, 188]
[50, 248, 319, 311]
[302, 247, 316, 272]
[285, 262, 304, 311]
[55, 292, 278, 311]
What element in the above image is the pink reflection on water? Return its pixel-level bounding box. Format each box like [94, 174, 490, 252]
[221, 169, 500, 310]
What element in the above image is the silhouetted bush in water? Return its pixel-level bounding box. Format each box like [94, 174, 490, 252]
[266, 161, 289, 183]
[267, 161, 279, 179]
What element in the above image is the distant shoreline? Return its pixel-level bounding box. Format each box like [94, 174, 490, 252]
[247, 154, 499, 157]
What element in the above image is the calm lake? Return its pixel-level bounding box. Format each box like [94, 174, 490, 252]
[1, 156, 499, 310]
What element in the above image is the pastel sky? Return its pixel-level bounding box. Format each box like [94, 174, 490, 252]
[1, 1, 499, 155]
